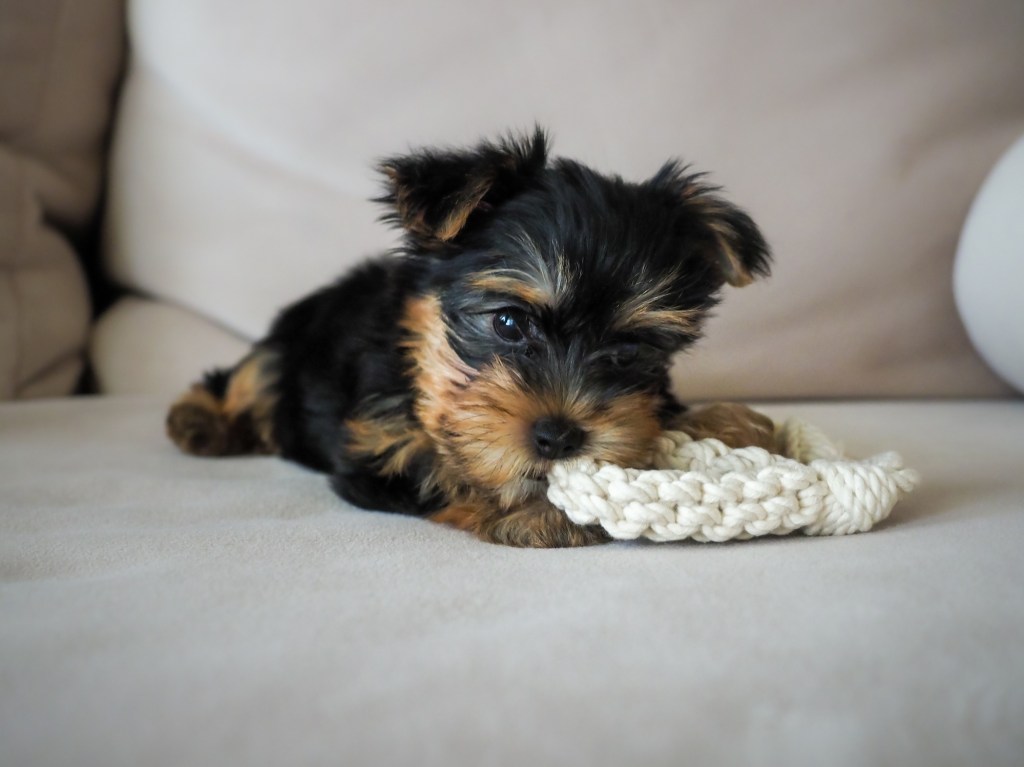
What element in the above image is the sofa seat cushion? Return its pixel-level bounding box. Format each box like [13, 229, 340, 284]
[2, 397, 1022, 766]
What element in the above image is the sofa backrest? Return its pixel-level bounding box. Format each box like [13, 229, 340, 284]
[99, 0, 1024, 399]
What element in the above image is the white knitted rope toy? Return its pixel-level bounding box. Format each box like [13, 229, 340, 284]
[547, 418, 920, 542]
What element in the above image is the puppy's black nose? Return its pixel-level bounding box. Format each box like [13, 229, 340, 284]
[532, 417, 585, 460]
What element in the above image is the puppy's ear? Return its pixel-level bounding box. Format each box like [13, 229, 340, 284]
[650, 162, 771, 287]
[377, 127, 549, 246]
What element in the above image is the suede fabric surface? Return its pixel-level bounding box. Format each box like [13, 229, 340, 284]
[96, 0, 1024, 399]
[0, 0, 125, 399]
[2, 397, 1023, 767]
[90, 297, 249, 395]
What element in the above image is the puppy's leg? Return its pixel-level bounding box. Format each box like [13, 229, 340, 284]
[166, 348, 279, 457]
[671, 402, 777, 451]
[432, 497, 610, 548]
[331, 469, 441, 516]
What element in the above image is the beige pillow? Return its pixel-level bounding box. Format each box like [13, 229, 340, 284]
[91, 297, 249, 396]
[0, 0, 125, 399]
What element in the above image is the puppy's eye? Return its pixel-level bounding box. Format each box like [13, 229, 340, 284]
[492, 308, 532, 343]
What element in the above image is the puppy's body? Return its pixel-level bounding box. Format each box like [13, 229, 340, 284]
[168, 129, 772, 547]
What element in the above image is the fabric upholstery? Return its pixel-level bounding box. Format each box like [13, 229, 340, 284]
[2, 397, 1023, 766]
[90, 296, 249, 395]
[0, 0, 125, 399]
[97, 0, 1024, 398]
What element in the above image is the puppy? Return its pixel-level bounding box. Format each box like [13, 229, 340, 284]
[167, 128, 773, 547]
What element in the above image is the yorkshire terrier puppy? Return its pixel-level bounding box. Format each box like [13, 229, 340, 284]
[167, 128, 774, 547]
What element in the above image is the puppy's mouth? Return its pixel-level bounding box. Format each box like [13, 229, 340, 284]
[514, 458, 586, 503]
[524, 455, 585, 481]
[492, 458, 591, 508]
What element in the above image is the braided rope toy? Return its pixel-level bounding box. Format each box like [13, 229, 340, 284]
[547, 418, 920, 542]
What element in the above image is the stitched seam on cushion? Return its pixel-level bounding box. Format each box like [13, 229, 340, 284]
[15, 347, 82, 396]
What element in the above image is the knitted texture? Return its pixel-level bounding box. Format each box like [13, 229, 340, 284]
[546, 419, 920, 542]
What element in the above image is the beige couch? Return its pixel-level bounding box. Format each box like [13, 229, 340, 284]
[3, 2, 1024, 765]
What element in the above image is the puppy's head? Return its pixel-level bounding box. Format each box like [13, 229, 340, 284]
[382, 128, 770, 506]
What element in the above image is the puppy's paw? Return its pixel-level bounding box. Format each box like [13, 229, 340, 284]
[485, 500, 611, 548]
[673, 402, 777, 451]
[432, 497, 609, 548]
[166, 392, 230, 456]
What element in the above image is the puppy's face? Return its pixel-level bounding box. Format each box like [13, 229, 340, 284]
[382, 129, 770, 506]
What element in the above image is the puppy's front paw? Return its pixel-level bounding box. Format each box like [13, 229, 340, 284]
[167, 395, 230, 456]
[433, 497, 610, 548]
[672, 402, 777, 451]
[487, 508, 611, 548]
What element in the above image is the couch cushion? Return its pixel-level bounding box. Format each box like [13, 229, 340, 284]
[90, 296, 249, 395]
[99, 0, 1024, 398]
[2, 397, 1023, 766]
[0, 0, 125, 399]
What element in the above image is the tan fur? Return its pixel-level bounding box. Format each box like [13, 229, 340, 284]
[469, 273, 553, 307]
[613, 273, 700, 334]
[430, 495, 609, 548]
[399, 295, 474, 438]
[166, 349, 279, 457]
[424, 356, 663, 508]
[436, 174, 494, 241]
[615, 305, 701, 334]
[344, 413, 434, 477]
[166, 386, 230, 456]
[224, 353, 278, 450]
[382, 165, 494, 243]
[707, 218, 753, 287]
[672, 402, 777, 451]
[679, 182, 754, 287]
[402, 294, 664, 517]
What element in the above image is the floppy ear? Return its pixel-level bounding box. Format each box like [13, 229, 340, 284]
[377, 127, 549, 247]
[650, 162, 771, 287]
